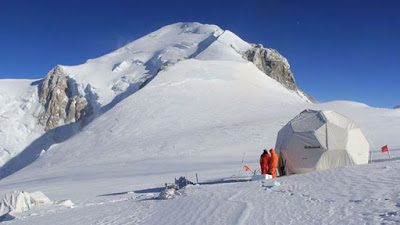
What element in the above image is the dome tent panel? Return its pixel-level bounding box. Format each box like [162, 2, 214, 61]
[315, 124, 327, 149]
[276, 125, 294, 176]
[275, 124, 294, 152]
[290, 109, 326, 133]
[315, 149, 355, 171]
[326, 122, 348, 150]
[345, 128, 370, 164]
[282, 131, 326, 174]
[322, 111, 357, 130]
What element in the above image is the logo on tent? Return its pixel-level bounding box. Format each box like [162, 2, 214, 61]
[304, 145, 321, 149]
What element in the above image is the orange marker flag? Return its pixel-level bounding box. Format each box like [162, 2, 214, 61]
[381, 145, 388, 153]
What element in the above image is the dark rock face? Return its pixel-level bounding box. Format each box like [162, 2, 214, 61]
[395, 105, 400, 109]
[39, 66, 69, 131]
[39, 66, 90, 131]
[244, 46, 297, 91]
[243, 44, 315, 103]
[65, 96, 88, 124]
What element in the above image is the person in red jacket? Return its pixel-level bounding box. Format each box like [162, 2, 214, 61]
[269, 148, 278, 178]
[259, 149, 271, 175]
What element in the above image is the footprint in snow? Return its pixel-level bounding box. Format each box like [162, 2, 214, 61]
[380, 211, 399, 218]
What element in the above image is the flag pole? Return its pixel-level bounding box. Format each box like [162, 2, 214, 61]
[388, 148, 392, 159]
[237, 152, 246, 178]
[369, 149, 373, 163]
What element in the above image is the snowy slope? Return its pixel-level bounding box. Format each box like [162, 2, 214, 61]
[0, 79, 43, 166]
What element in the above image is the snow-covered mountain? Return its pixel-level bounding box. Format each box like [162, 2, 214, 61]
[0, 22, 313, 169]
[1, 22, 400, 224]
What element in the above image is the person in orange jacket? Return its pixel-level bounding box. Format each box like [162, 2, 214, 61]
[269, 148, 278, 178]
[259, 149, 271, 175]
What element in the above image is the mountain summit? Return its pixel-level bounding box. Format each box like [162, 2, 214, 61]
[38, 22, 313, 131]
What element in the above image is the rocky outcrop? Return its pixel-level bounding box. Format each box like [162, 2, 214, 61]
[39, 66, 69, 131]
[65, 96, 88, 123]
[301, 91, 316, 103]
[395, 105, 400, 109]
[243, 44, 315, 103]
[244, 44, 296, 91]
[39, 66, 91, 131]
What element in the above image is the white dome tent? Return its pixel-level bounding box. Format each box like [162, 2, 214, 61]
[275, 109, 370, 175]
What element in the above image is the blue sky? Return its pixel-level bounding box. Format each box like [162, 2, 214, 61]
[0, 0, 399, 108]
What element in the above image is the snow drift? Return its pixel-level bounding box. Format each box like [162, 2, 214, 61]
[0, 191, 51, 216]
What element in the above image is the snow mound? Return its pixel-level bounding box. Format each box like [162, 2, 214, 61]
[0, 191, 51, 216]
[158, 189, 184, 200]
[54, 199, 75, 208]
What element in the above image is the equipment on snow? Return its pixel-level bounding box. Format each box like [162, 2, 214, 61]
[251, 174, 272, 181]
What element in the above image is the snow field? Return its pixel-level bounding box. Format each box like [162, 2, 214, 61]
[2, 160, 400, 225]
[0, 22, 400, 224]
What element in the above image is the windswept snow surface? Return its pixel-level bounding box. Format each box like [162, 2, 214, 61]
[1, 159, 400, 224]
[1, 22, 400, 224]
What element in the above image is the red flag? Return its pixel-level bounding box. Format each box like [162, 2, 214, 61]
[381, 145, 388, 152]
[244, 165, 250, 171]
